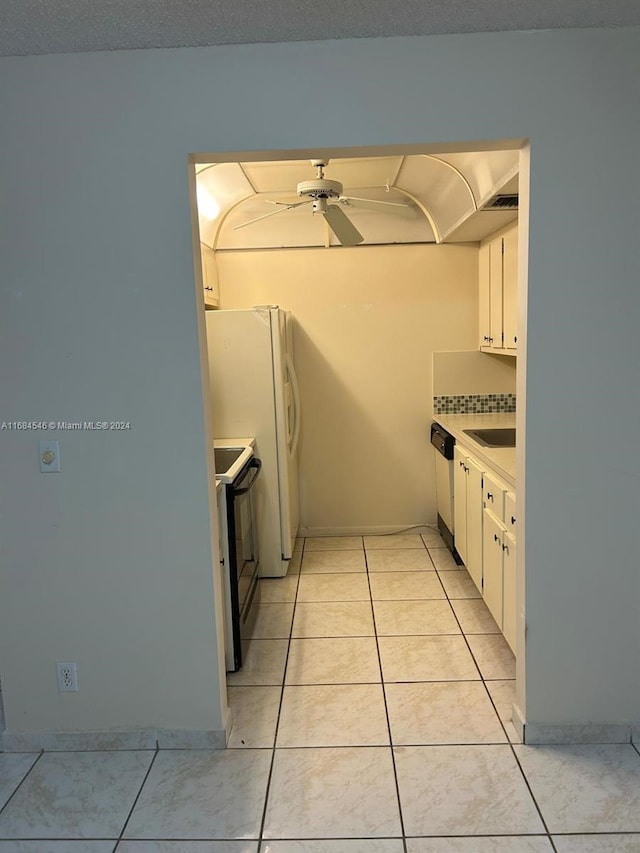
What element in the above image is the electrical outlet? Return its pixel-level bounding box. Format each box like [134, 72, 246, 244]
[56, 661, 78, 693]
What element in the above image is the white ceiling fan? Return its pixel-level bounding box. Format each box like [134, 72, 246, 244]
[233, 159, 410, 246]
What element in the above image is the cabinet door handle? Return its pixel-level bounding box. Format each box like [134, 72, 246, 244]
[487, 492, 493, 501]
[511, 516, 516, 525]
[494, 533, 500, 543]
[483, 335, 490, 342]
[502, 543, 509, 554]
[459, 460, 465, 468]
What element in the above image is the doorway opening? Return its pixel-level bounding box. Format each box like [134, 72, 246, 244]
[188, 140, 530, 737]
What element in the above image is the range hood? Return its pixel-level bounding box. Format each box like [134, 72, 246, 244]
[195, 150, 519, 251]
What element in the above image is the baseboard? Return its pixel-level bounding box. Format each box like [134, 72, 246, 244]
[2, 727, 227, 752]
[523, 721, 633, 745]
[298, 523, 439, 537]
[155, 728, 228, 749]
[223, 703, 233, 747]
[512, 702, 526, 743]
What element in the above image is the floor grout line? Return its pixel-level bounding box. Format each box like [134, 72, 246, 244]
[507, 741, 559, 852]
[0, 750, 44, 820]
[5, 538, 638, 847]
[254, 538, 304, 845]
[365, 545, 409, 853]
[116, 745, 159, 843]
[437, 548, 558, 852]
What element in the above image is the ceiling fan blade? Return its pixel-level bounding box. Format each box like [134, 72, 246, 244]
[322, 204, 364, 246]
[233, 200, 310, 230]
[339, 195, 410, 208]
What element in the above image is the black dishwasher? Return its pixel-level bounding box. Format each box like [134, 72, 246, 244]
[430, 422, 457, 555]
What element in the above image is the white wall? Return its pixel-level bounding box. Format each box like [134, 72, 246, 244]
[216, 244, 477, 533]
[0, 26, 638, 736]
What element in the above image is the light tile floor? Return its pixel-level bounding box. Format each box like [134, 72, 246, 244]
[2, 532, 640, 852]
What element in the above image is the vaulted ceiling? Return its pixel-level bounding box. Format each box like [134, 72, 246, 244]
[195, 150, 520, 250]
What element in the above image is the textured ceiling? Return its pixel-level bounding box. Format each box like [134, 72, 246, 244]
[2, 0, 640, 57]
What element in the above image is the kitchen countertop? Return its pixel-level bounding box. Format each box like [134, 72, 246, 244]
[432, 413, 516, 487]
[214, 436, 256, 449]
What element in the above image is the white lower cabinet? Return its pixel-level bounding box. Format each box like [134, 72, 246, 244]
[505, 491, 517, 535]
[453, 446, 468, 563]
[502, 530, 517, 652]
[466, 460, 484, 594]
[482, 509, 516, 652]
[453, 441, 517, 652]
[481, 498, 517, 654]
[453, 445, 484, 593]
[483, 469, 506, 521]
[482, 507, 505, 628]
[503, 490, 517, 651]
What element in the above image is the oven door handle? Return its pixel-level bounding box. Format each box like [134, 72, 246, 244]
[233, 457, 262, 495]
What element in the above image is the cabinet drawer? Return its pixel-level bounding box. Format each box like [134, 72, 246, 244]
[505, 491, 517, 534]
[483, 471, 508, 520]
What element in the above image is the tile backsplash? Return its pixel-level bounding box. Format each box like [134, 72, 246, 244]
[433, 393, 516, 414]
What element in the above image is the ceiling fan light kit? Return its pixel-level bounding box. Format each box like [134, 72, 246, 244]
[297, 178, 342, 196]
[295, 160, 363, 245]
[233, 159, 410, 246]
[296, 159, 343, 201]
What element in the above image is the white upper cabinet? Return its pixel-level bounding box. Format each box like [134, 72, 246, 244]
[201, 243, 219, 309]
[479, 223, 518, 355]
[478, 243, 491, 349]
[502, 227, 518, 350]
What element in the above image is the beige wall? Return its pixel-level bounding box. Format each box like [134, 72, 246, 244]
[217, 243, 478, 534]
[433, 350, 516, 396]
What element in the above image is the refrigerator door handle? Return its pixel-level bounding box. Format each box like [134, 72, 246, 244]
[285, 351, 301, 459]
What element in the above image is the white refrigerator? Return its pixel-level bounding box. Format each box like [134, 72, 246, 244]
[206, 306, 301, 577]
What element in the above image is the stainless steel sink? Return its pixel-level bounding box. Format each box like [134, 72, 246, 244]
[463, 427, 516, 448]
